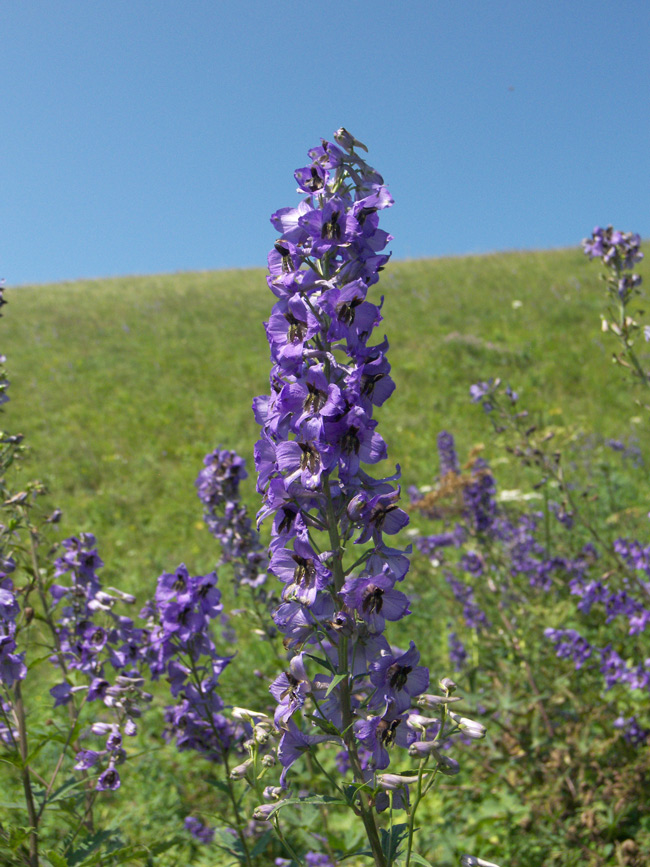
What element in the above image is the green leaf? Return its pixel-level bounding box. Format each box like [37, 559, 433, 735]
[305, 713, 341, 736]
[380, 823, 408, 862]
[27, 653, 56, 671]
[205, 778, 232, 796]
[43, 851, 69, 867]
[264, 794, 346, 818]
[250, 829, 272, 857]
[44, 776, 88, 807]
[304, 652, 337, 674]
[67, 830, 116, 866]
[26, 736, 53, 765]
[408, 853, 436, 867]
[211, 828, 248, 861]
[93, 838, 182, 865]
[325, 672, 349, 696]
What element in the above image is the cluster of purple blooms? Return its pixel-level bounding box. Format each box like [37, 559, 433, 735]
[253, 130, 465, 809]
[413, 427, 650, 744]
[0, 557, 25, 691]
[47, 533, 151, 789]
[142, 563, 244, 763]
[196, 447, 268, 590]
[184, 815, 216, 844]
[582, 225, 644, 302]
[0, 556, 25, 745]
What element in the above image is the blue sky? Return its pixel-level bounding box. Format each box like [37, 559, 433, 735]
[2, 0, 649, 286]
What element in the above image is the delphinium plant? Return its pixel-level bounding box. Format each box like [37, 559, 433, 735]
[583, 226, 647, 395]
[130, 131, 499, 867]
[407, 231, 650, 864]
[242, 129, 496, 867]
[0, 284, 177, 867]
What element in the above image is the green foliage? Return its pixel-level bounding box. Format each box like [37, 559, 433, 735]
[2, 246, 649, 865]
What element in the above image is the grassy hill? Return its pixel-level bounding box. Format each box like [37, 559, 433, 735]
[5, 247, 649, 596]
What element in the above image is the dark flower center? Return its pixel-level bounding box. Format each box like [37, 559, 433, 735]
[291, 554, 316, 586]
[284, 312, 306, 343]
[322, 211, 342, 241]
[278, 507, 296, 535]
[356, 206, 376, 226]
[342, 426, 361, 456]
[377, 717, 400, 746]
[274, 241, 293, 273]
[280, 671, 301, 701]
[370, 502, 399, 530]
[303, 382, 327, 414]
[306, 167, 324, 192]
[362, 585, 384, 615]
[361, 372, 385, 398]
[299, 442, 320, 474]
[336, 295, 363, 326]
[388, 663, 412, 691]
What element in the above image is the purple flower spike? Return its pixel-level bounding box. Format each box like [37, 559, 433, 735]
[253, 130, 464, 808]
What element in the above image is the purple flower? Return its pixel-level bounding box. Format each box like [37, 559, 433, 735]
[184, 816, 215, 844]
[277, 721, 331, 788]
[369, 641, 430, 713]
[96, 765, 120, 791]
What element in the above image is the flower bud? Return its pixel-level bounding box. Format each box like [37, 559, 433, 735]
[448, 712, 486, 739]
[376, 773, 420, 790]
[232, 707, 270, 722]
[406, 713, 439, 731]
[329, 610, 354, 636]
[334, 128, 368, 153]
[431, 750, 460, 775]
[417, 693, 462, 708]
[347, 492, 369, 522]
[460, 856, 502, 867]
[230, 758, 253, 779]
[254, 724, 271, 745]
[409, 740, 438, 758]
[253, 802, 282, 821]
[439, 677, 457, 695]
[261, 753, 276, 767]
[263, 785, 283, 801]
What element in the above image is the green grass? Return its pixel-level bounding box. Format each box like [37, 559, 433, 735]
[6, 247, 648, 598]
[4, 246, 650, 865]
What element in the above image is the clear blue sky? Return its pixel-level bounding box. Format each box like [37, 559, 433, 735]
[2, 0, 649, 286]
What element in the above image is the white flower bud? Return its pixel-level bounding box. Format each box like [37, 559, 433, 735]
[406, 713, 439, 731]
[376, 773, 420, 790]
[417, 693, 462, 708]
[460, 856, 502, 867]
[232, 707, 270, 722]
[448, 712, 487, 739]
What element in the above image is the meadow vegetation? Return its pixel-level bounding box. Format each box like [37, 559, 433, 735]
[2, 227, 649, 867]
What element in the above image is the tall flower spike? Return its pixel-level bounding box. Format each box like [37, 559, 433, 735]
[253, 131, 435, 829]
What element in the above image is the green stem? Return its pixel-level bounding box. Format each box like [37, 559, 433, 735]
[185, 651, 254, 867]
[404, 761, 426, 867]
[13, 682, 39, 867]
[322, 480, 388, 867]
